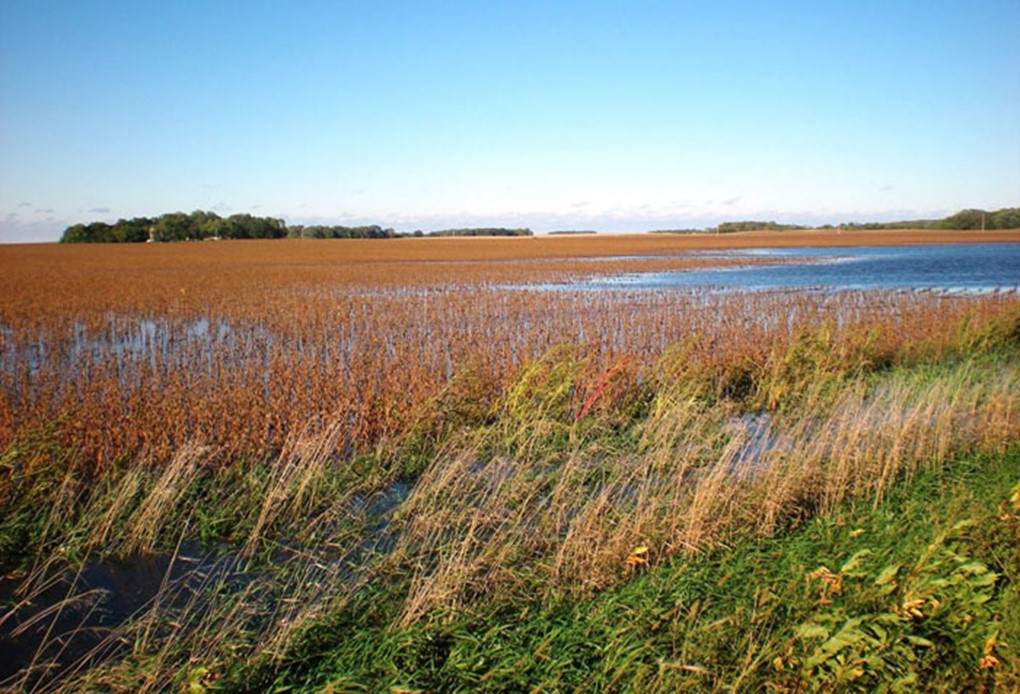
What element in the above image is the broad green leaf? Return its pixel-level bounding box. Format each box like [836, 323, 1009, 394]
[970, 572, 999, 588]
[840, 549, 873, 577]
[891, 672, 919, 692]
[796, 623, 831, 641]
[874, 563, 901, 586]
[956, 561, 990, 575]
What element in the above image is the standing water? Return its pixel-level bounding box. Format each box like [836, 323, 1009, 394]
[540, 243, 1020, 293]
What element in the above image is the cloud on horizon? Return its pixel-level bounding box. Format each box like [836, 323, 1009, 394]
[0, 217, 66, 243]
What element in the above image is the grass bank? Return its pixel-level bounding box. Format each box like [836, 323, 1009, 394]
[243, 445, 1020, 693]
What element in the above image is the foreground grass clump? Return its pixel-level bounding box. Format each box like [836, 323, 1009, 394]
[236, 448, 1020, 693]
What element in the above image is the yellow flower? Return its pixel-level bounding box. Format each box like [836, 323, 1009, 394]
[626, 545, 650, 568]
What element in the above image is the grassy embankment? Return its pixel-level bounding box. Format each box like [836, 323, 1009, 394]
[241, 438, 1020, 693]
[0, 235, 1018, 691]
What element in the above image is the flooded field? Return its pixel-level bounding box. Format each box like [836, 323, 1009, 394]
[543, 242, 1020, 293]
[1, 233, 1019, 691]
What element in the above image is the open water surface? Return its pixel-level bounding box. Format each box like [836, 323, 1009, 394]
[544, 242, 1020, 293]
[0, 480, 410, 685]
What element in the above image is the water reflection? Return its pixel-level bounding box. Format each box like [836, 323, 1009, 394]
[539, 243, 1020, 293]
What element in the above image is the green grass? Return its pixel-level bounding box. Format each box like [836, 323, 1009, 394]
[230, 447, 1019, 693]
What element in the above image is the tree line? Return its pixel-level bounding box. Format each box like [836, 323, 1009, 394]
[61, 211, 288, 243]
[650, 221, 810, 234]
[423, 227, 532, 237]
[835, 208, 1020, 231]
[287, 224, 398, 239]
[57, 207, 1018, 243]
[716, 221, 808, 233]
[60, 211, 534, 243]
[650, 207, 1020, 234]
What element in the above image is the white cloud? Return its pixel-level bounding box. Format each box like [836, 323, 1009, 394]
[0, 217, 65, 243]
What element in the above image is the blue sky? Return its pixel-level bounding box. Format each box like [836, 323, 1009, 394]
[1, 1, 1018, 241]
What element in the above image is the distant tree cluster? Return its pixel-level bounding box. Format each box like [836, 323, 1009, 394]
[715, 221, 808, 233]
[835, 220, 936, 230]
[650, 222, 806, 234]
[647, 207, 1020, 235]
[61, 211, 286, 243]
[837, 207, 1019, 231]
[425, 228, 533, 237]
[547, 230, 598, 235]
[287, 224, 397, 239]
[60, 212, 535, 243]
[935, 208, 1020, 230]
[61, 217, 153, 243]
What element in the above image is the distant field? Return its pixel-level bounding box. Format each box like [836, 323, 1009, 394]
[5, 228, 1020, 305]
[19, 226, 1020, 260]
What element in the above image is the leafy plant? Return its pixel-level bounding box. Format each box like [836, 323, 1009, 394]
[795, 520, 1001, 691]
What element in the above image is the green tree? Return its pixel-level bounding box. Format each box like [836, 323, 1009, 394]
[151, 212, 195, 241]
[938, 209, 987, 230]
[60, 224, 88, 243]
[111, 217, 152, 243]
[990, 208, 1020, 230]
